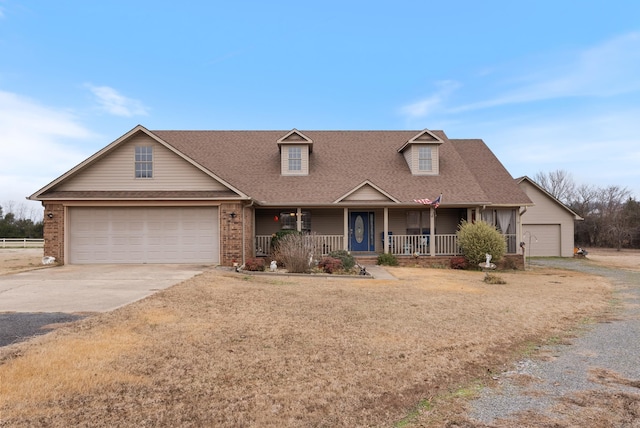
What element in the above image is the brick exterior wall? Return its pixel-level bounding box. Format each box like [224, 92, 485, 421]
[220, 202, 244, 266]
[43, 203, 64, 264]
[357, 253, 525, 270]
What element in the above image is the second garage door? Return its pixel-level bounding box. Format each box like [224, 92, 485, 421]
[69, 207, 219, 264]
[521, 224, 561, 257]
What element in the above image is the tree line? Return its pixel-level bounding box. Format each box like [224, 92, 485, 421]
[0, 203, 44, 238]
[534, 170, 640, 250]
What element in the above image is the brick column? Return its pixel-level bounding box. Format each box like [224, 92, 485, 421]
[43, 203, 64, 264]
[220, 203, 243, 266]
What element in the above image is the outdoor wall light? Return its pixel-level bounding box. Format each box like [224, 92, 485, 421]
[47, 212, 54, 219]
[229, 212, 237, 219]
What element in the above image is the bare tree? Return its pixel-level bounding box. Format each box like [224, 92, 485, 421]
[534, 169, 576, 204]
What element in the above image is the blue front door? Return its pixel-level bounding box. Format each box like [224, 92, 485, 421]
[350, 212, 374, 251]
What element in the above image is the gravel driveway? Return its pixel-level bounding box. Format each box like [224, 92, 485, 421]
[468, 257, 640, 425]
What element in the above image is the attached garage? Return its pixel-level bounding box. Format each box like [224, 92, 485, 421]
[521, 224, 561, 257]
[68, 207, 219, 264]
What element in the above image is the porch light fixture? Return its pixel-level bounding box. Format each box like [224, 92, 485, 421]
[229, 212, 237, 219]
[47, 212, 54, 219]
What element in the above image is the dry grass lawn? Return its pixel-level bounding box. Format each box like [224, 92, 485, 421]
[0, 249, 630, 427]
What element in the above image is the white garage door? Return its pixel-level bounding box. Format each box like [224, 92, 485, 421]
[521, 224, 561, 257]
[69, 207, 219, 264]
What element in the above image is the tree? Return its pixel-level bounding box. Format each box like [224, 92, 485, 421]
[534, 169, 576, 204]
[0, 204, 44, 238]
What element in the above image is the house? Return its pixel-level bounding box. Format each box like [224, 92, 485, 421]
[516, 176, 583, 257]
[29, 125, 534, 267]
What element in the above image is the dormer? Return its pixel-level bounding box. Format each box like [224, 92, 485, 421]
[277, 129, 313, 176]
[397, 129, 443, 175]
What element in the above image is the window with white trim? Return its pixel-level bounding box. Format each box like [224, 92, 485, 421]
[135, 146, 153, 178]
[418, 146, 432, 172]
[288, 147, 302, 171]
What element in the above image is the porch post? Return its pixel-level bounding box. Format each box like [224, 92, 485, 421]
[384, 207, 389, 254]
[296, 207, 302, 232]
[343, 208, 349, 251]
[429, 207, 435, 255]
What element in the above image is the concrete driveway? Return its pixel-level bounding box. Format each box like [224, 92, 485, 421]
[0, 264, 207, 313]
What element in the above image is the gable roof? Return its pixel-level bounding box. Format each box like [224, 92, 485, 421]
[31, 126, 532, 207]
[516, 176, 583, 220]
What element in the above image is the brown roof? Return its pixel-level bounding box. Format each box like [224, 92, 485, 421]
[151, 129, 532, 206]
[37, 190, 240, 200]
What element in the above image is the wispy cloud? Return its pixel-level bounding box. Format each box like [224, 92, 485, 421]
[399, 80, 460, 119]
[402, 32, 640, 118]
[0, 90, 95, 203]
[85, 84, 149, 117]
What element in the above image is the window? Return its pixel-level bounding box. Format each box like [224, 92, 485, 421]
[418, 147, 432, 171]
[135, 146, 153, 178]
[288, 147, 302, 171]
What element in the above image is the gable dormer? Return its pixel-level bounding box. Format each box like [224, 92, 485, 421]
[277, 129, 313, 176]
[397, 129, 443, 176]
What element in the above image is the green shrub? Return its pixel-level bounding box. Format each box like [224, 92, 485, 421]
[318, 257, 343, 274]
[456, 220, 506, 267]
[377, 252, 398, 266]
[244, 257, 265, 271]
[328, 250, 356, 270]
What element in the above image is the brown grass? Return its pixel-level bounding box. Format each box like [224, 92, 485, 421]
[0, 257, 616, 427]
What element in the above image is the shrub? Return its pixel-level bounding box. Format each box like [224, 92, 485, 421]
[273, 232, 315, 273]
[377, 252, 398, 266]
[328, 250, 356, 270]
[456, 220, 506, 267]
[271, 230, 301, 250]
[243, 258, 265, 271]
[484, 273, 506, 284]
[449, 256, 468, 270]
[318, 257, 343, 274]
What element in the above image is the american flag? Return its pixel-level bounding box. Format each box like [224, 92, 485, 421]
[413, 194, 442, 208]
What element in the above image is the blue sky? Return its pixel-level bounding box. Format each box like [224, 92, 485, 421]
[1, 1, 640, 218]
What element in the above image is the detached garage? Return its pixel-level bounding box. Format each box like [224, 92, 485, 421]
[68, 207, 219, 264]
[517, 177, 582, 257]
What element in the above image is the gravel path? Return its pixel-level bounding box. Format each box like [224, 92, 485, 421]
[468, 257, 640, 425]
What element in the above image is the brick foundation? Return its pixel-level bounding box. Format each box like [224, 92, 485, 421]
[358, 253, 525, 270]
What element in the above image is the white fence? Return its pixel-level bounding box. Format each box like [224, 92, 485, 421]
[0, 238, 45, 248]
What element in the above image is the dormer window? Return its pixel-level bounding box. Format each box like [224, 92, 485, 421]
[418, 147, 433, 172]
[288, 146, 302, 171]
[398, 129, 443, 176]
[277, 129, 313, 176]
[135, 146, 153, 178]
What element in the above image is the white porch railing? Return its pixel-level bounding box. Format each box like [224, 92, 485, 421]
[256, 233, 517, 257]
[0, 238, 44, 248]
[255, 235, 344, 257]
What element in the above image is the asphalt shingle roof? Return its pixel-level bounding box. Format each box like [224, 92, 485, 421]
[152, 129, 532, 206]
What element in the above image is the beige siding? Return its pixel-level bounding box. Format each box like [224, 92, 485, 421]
[58, 134, 227, 191]
[519, 180, 576, 257]
[404, 144, 440, 175]
[280, 145, 309, 176]
[343, 184, 390, 201]
[310, 209, 343, 234]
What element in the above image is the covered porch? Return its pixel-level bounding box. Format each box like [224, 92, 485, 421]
[253, 206, 519, 258]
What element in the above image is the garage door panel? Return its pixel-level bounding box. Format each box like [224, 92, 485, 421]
[522, 224, 561, 257]
[69, 207, 219, 264]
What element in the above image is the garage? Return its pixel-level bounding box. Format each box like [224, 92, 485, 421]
[521, 224, 561, 257]
[68, 207, 219, 264]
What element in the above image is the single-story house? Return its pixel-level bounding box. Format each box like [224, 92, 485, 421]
[29, 125, 536, 266]
[516, 176, 583, 257]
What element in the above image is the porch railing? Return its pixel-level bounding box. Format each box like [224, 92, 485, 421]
[389, 234, 461, 256]
[255, 235, 344, 257]
[255, 233, 517, 258]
